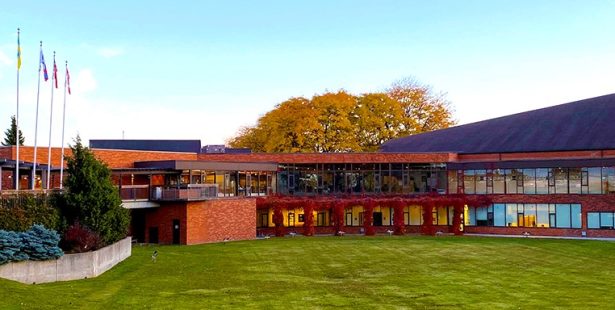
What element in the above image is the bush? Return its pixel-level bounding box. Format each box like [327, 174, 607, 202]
[0, 193, 61, 232]
[61, 222, 102, 253]
[0, 225, 63, 265]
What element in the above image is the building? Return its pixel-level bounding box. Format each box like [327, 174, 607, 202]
[1, 94, 614, 243]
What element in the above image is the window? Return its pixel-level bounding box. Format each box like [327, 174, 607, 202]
[505, 169, 521, 194]
[568, 168, 582, 194]
[604, 167, 615, 194]
[475, 170, 487, 194]
[555, 204, 571, 228]
[588, 212, 615, 229]
[506, 204, 518, 227]
[534, 204, 548, 228]
[535, 168, 549, 194]
[493, 169, 505, 194]
[554, 168, 568, 194]
[588, 167, 602, 194]
[409, 206, 422, 225]
[523, 169, 536, 194]
[524, 204, 537, 227]
[493, 204, 505, 227]
[447, 170, 458, 194]
[464, 170, 475, 194]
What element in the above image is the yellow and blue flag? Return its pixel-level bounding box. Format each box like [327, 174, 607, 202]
[17, 29, 22, 70]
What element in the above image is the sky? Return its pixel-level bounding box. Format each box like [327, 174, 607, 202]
[1, 0, 615, 147]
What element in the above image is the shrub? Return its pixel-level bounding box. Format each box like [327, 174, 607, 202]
[0, 225, 63, 265]
[0, 193, 61, 232]
[61, 222, 103, 253]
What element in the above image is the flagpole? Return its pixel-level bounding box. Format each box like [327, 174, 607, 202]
[60, 61, 68, 190]
[15, 28, 21, 191]
[32, 41, 43, 190]
[46, 51, 56, 190]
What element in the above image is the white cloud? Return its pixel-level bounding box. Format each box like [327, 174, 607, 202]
[0, 50, 11, 66]
[73, 69, 97, 94]
[97, 47, 124, 58]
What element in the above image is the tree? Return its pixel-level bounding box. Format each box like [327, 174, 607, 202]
[63, 136, 129, 244]
[228, 78, 456, 152]
[387, 77, 456, 134]
[2, 115, 25, 146]
[354, 93, 406, 152]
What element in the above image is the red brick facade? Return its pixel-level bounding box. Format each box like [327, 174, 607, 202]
[142, 198, 256, 245]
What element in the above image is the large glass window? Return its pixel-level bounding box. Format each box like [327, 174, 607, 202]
[535, 168, 549, 194]
[505, 169, 522, 194]
[493, 169, 505, 194]
[536, 204, 549, 227]
[448, 171, 458, 194]
[604, 167, 615, 194]
[475, 206, 488, 226]
[506, 204, 518, 227]
[554, 168, 568, 194]
[524, 204, 537, 227]
[588, 212, 615, 229]
[464, 170, 475, 194]
[571, 204, 581, 228]
[555, 204, 571, 228]
[568, 168, 582, 194]
[588, 167, 602, 194]
[523, 169, 536, 194]
[493, 204, 506, 227]
[475, 170, 487, 194]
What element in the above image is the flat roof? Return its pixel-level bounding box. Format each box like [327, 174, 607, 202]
[134, 160, 279, 172]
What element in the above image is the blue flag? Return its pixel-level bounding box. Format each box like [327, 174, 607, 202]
[40, 49, 48, 81]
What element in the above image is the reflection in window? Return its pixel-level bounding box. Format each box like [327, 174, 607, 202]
[554, 168, 568, 194]
[493, 169, 505, 194]
[475, 170, 487, 194]
[588, 167, 602, 194]
[464, 170, 475, 194]
[568, 168, 582, 194]
[523, 169, 536, 194]
[493, 204, 506, 227]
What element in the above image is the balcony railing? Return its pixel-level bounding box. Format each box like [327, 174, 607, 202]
[150, 184, 219, 201]
[119, 185, 150, 201]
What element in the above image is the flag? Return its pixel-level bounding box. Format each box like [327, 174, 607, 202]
[40, 49, 49, 81]
[66, 64, 71, 95]
[53, 58, 58, 89]
[17, 30, 22, 70]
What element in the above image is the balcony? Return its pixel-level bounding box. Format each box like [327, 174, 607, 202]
[119, 185, 150, 201]
[150, 184, 219, 201]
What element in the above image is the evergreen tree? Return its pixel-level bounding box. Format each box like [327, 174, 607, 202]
[2, 115, 25, 146]
[63, 136, 129, 244]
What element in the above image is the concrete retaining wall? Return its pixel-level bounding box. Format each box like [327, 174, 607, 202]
[0, 237, 132, 284]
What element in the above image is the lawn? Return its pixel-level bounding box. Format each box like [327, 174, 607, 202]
[1, 236, 615, 309]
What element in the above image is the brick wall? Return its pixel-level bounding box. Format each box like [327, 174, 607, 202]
[144, 203, 188, 244]
[186, 198, 256, 244]
[141, 198, 255, 245]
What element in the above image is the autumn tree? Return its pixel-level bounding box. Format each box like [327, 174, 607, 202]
[2, 115, 25, 146]
[387, 78, 455, 134]
[228, 78, 455, 152]
[354, 93, 406, 152]
[311, 91, 359, 152]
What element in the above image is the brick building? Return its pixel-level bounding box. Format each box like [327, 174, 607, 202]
[2, 94, 615, 243]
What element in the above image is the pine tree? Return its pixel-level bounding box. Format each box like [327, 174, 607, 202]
[2, 115, 25, 146]
[63, 136, 130, 244]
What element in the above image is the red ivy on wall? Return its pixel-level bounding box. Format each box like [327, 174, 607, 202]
[255, 194, 491, 237]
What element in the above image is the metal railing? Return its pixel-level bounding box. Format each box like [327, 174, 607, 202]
[150, 184, 219, 201]
[119, 185, 150, 201]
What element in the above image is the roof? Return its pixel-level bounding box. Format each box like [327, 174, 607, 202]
[89, 139, 201, 153]
[380, 93, 615, 154]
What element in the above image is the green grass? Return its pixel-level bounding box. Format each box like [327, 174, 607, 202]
[1, 236, 615, 309]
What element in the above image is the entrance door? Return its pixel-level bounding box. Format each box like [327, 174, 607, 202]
[148, 227, 159, 244]
[172, 219, 180, 244]
[259, 213, 269, 227]
[373, 212, 383, 226]
[288, 213, 295, 227]
[345, 212, 353, 226]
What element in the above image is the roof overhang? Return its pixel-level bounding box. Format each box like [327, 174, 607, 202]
[134, 160, 278, 172]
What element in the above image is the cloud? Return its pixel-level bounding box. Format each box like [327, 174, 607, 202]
[73, 69, 97, 94]
[97, 47, 124, 58]
[0, 50, 11, 66]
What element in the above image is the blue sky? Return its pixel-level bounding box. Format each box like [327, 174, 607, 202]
[1, 1, 615, 146]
